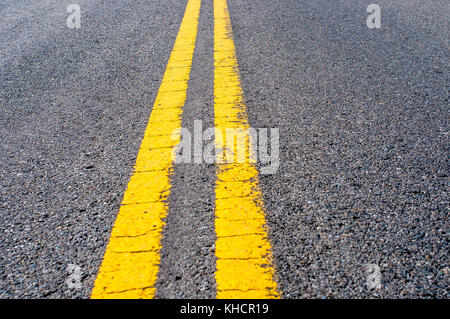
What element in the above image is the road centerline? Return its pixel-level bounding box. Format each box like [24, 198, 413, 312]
[91, 0, 201, 299]
[213, 0, 280, 299]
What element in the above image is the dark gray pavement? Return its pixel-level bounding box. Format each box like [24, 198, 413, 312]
[0, 0, 448, 298]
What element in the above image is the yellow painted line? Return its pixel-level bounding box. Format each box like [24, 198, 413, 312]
[213, 0, 280, 299]
[91, 0, 201, 299]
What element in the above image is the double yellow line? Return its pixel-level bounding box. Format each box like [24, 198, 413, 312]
[91, 0, 279, 299]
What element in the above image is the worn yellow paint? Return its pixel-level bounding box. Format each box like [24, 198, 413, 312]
[91, 0, 201, 299]
[213, 0, 280, 299]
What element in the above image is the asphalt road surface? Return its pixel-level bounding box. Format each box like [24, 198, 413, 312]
[0, 0, 448, 298]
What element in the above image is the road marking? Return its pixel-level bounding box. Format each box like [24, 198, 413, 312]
[91, 0, 201, 299]
[213, 0, 280, 299]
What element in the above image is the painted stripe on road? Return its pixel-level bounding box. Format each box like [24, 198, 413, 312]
[213, 0, 280, 299]
[91, 0, 201, 299]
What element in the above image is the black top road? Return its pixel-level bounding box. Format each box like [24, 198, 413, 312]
[0, 0, 448, 298]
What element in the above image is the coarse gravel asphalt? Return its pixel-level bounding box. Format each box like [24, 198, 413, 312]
[0, 0, 448, 298]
